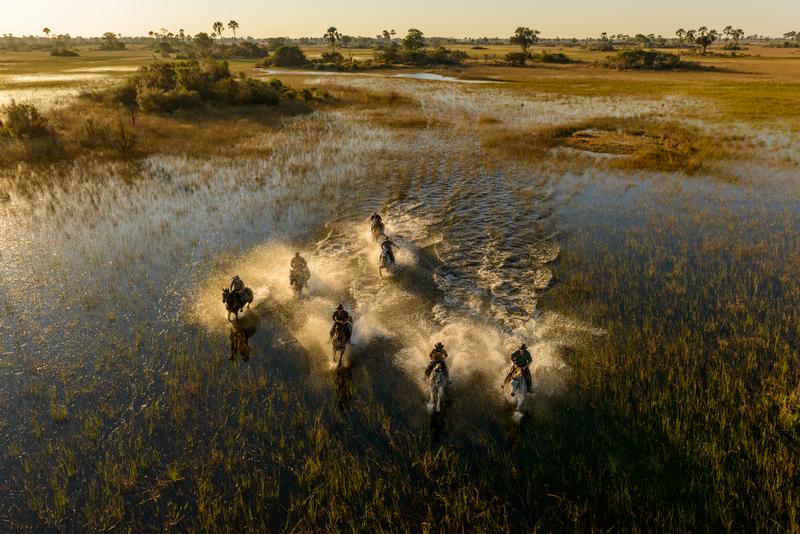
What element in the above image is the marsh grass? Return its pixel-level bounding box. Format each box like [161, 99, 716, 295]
[481, 115, 736, 175]
[1, 51, 799, 532]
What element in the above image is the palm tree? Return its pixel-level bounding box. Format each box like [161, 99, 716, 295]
[213, 21, 224, 43]
[42, 27, 51, 39]
[324, 26, 341, 51]
[227, 21, 239, 43]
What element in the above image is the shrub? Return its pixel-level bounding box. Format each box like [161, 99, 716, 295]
[50, 48, 79, 57]
[0, 100, 50, 138]
[136, 87, 202, 113]
[237, 78, 280, 105]
[212, 78, 239, 104]
[267, 45, 307, 67]
[536, 52, 571, 63]
[320, 51, 344, 64]
[505, 51, 530, 66]
[111, 119, 137, 159]
[603, 49, 683, 70]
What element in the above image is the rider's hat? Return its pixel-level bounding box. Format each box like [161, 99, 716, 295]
[435, 342, 444, 349]
[519, 343, 527, 350]
[337, 304, 344, 310]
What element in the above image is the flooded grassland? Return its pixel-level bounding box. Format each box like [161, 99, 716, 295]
[1, 56, 799, 531]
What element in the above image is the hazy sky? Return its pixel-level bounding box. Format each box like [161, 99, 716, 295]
[5, 0, 799, 38]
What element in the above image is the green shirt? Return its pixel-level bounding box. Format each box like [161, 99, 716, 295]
[512, 350, 532, 367]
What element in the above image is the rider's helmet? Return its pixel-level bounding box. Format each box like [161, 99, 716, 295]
[337, 304, 344, 310]
[295, 252, 300, 257]
[233, 275, 240, 280]
[435, 342, 444, 350]
[519, 343, 527, 350]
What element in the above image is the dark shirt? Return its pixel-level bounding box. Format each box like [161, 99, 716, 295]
[430, 349, 448, 362]
[512, 350, 532, 368]
[333, 310, 351, 322]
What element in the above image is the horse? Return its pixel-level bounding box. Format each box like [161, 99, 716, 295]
[289, 267, 310, 298]
[330, 321, 350, 367]
[427, 362, 447, 413]
[222, 287, 253, 321]
[371, 220, 385, 242]
[379, 249, 394, 277]
[508, 366, 532, 414]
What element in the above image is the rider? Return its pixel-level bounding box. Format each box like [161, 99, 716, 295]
[290, 252, 310, 278]
[511, 343, 533, 393]
[370, 212, 383, 226]
[330, 304, 352, 341]
[230, 275, 245, 294]
[425, 342, 450, 382]
[381, 235, 399, 264]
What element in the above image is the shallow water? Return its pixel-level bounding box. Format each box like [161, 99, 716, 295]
[1, 74, 795, 527]
[257, 68, 499, 84]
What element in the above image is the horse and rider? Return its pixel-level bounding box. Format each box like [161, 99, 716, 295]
[223, 275, 254, 320]
[290, 252, 311, 295]
[379, 235, 399, 276]
[330, 304, 353, 342]
[330, 304, 353, 365]
[370, 212, 386, 241]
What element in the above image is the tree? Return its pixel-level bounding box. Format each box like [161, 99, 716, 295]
[178, 29, 185, 42]
[635, 34, 651, 47]
[380, 29, 396, 42]
[723, 25, 733, 45]
[193, 32, 214, 56]
[675, 28, 686, 44]
[228, 21, 239, 43]
[402, 28, 426, 51]
[686, 30, 696, 44]
[324, 26, 341, 50]
[213, 21, 224, 43]
[100, 31, 125, 50]
[42, 27, 51, 39]
[695, 28, 717, 54]
[510, 27, 539, 56]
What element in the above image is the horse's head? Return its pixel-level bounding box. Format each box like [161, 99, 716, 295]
[222, 288, 230, 303]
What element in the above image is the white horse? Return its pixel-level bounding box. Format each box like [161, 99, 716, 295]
[509, 366, 533, 414]
[427, 363, 447, 413]
[371, 220, 385, 242]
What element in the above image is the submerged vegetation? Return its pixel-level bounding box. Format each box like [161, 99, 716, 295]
[481, 115, 733, 175]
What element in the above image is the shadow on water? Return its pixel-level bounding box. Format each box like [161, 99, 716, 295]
[229, 318, 257, 362]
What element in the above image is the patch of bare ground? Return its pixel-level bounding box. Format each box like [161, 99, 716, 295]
[481, 115, 739, 177]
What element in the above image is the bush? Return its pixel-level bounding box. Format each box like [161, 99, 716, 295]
[536, 52, 571, 63]
[266, 45, 307, 67]
[505, 51, 530, 66]
[50, 48, 79, 57]
[0, 100, 50, 138]
[603, 49, 683, 70]
[237, 78, 280, 105]
[136, 87, 202, 113]
[320, 51, 344, 64]
[379, 46, 468, 66]
[216, 42, 269, 59]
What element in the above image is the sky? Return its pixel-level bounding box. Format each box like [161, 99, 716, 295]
[3, 0, 799, 38]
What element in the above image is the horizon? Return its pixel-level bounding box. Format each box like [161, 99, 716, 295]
[5, 0, 800, 39]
